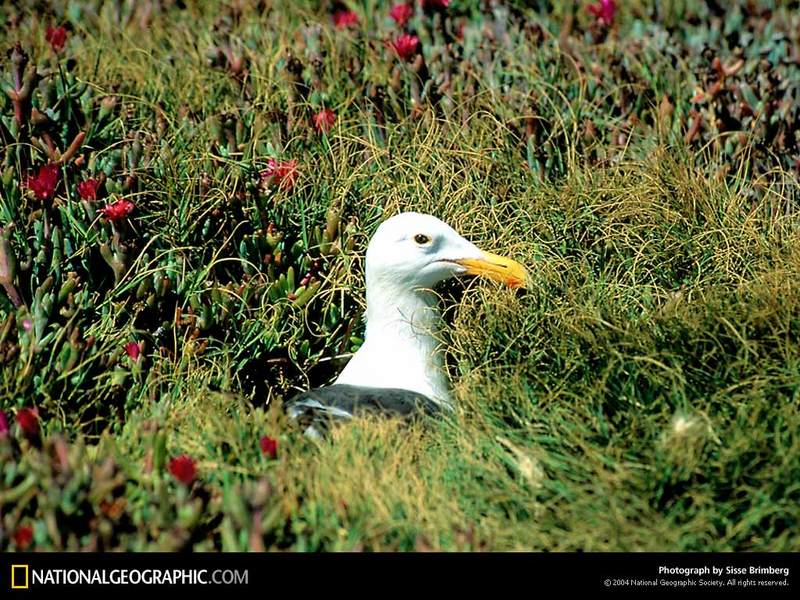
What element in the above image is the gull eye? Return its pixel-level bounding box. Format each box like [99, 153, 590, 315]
[414, 234, 431, 245]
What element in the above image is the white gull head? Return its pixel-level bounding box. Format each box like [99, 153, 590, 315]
[334, 212, 526, 408]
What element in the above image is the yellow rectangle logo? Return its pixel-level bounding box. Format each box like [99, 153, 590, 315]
[11, 564, 29, 589]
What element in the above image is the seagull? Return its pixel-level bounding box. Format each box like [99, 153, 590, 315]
[286, 212, 526, 437]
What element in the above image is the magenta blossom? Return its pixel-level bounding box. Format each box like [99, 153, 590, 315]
[0, 411, 9, 438]
[124, 341, 142, 362]
[26, 163, 59, 200]
[45, 26, 67, 52]
[260, 436, 278, 459]
[313, 108, 336, 133]
[587, 0, 616, 26]
[261, 159, 299, 190]
[102, 199, 135, 223]
[390, 3, 414, 27]
[389, 33, 419, 62]
[420, 0, 449, 9]
[168, 454, 197, 485]
[16, 407, 39, 438]
[332, 10, 359, 28]
[77, 178, 100, 201]
[13, 525, 33, 549]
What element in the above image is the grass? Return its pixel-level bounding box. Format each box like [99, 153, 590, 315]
[0, 0, 799, 551]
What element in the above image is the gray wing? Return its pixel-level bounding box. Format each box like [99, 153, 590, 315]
[285, 384, 442, 438]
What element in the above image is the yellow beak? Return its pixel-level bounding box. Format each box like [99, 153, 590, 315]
[454, 251, 528, 289]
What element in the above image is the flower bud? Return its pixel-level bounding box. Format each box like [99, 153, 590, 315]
[0, 226, 17, 286]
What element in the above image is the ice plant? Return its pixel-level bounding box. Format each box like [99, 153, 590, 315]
[261, 158, 299, 190]
[390, 33, 420, 62]
[13, 525, 33, 549]
[124, 341, 142, 362]
[390, 3, 414, 27]
[587, 0, 616, 26]
[0, 225, 21, 308]
[168, 454, 197, 485]
[0, 410, 8, 438]
[332, 10, 359, 28]
[26, 163, 59, 200]
[102, 199, 135, 223]
[45, 26, 67, 52]
[260, 436, 278, 459]
[16, 407, 39, 438]
[77, 178, 100, 201]
[313, 108, 336, 133]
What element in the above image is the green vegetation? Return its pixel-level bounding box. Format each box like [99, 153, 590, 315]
[1, 0, 798, 551]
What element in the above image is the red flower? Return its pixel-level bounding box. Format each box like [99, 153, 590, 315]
[77, 178, 100, 201]
[45, 26, 67, 52]
[389, 33, 420, 62]
[587, 0, 616, 26]
[13, 525, 33, 549]
[390, 3, 414, 27]
[26, 163, 59, 200]
[313, 108, 336, 133]
[260, 436, 278, 459]
[0, 410, 8, 438]
[261, 159, 299, 190]
[168, 454, 197, 485]
[420, 0, 449, 9]
[124, 341, 142, 362]
[332, 10, 359, 28]
[102, 199, 135, 223]
[16, 407, 39, 438]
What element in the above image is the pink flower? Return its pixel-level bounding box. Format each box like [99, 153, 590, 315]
[420, 0, 449, 9]
[16, 407, 39, 438]
[587, 0, 616, 26]
[390, 3, 414, 27]
[102, 199, 135, 223]
[45, 26, 67, 52]
[26, 163, 59, 200]
[260, 436, 278, 459]
[0, 411, 8, 438]
[313, 108, 336, 133]
[168, 454, 197, 485]
[389, 33, 420, 62]
[77, 178, 100, 201]
[124, 341, 142, 362]
[332, 10, 359, 28]
[261, 159, 299, 190]
[13, 525, 33, 549]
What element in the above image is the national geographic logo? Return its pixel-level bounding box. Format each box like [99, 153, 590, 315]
[11, 564, 29, 589]
[7, 565, 247, 588]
